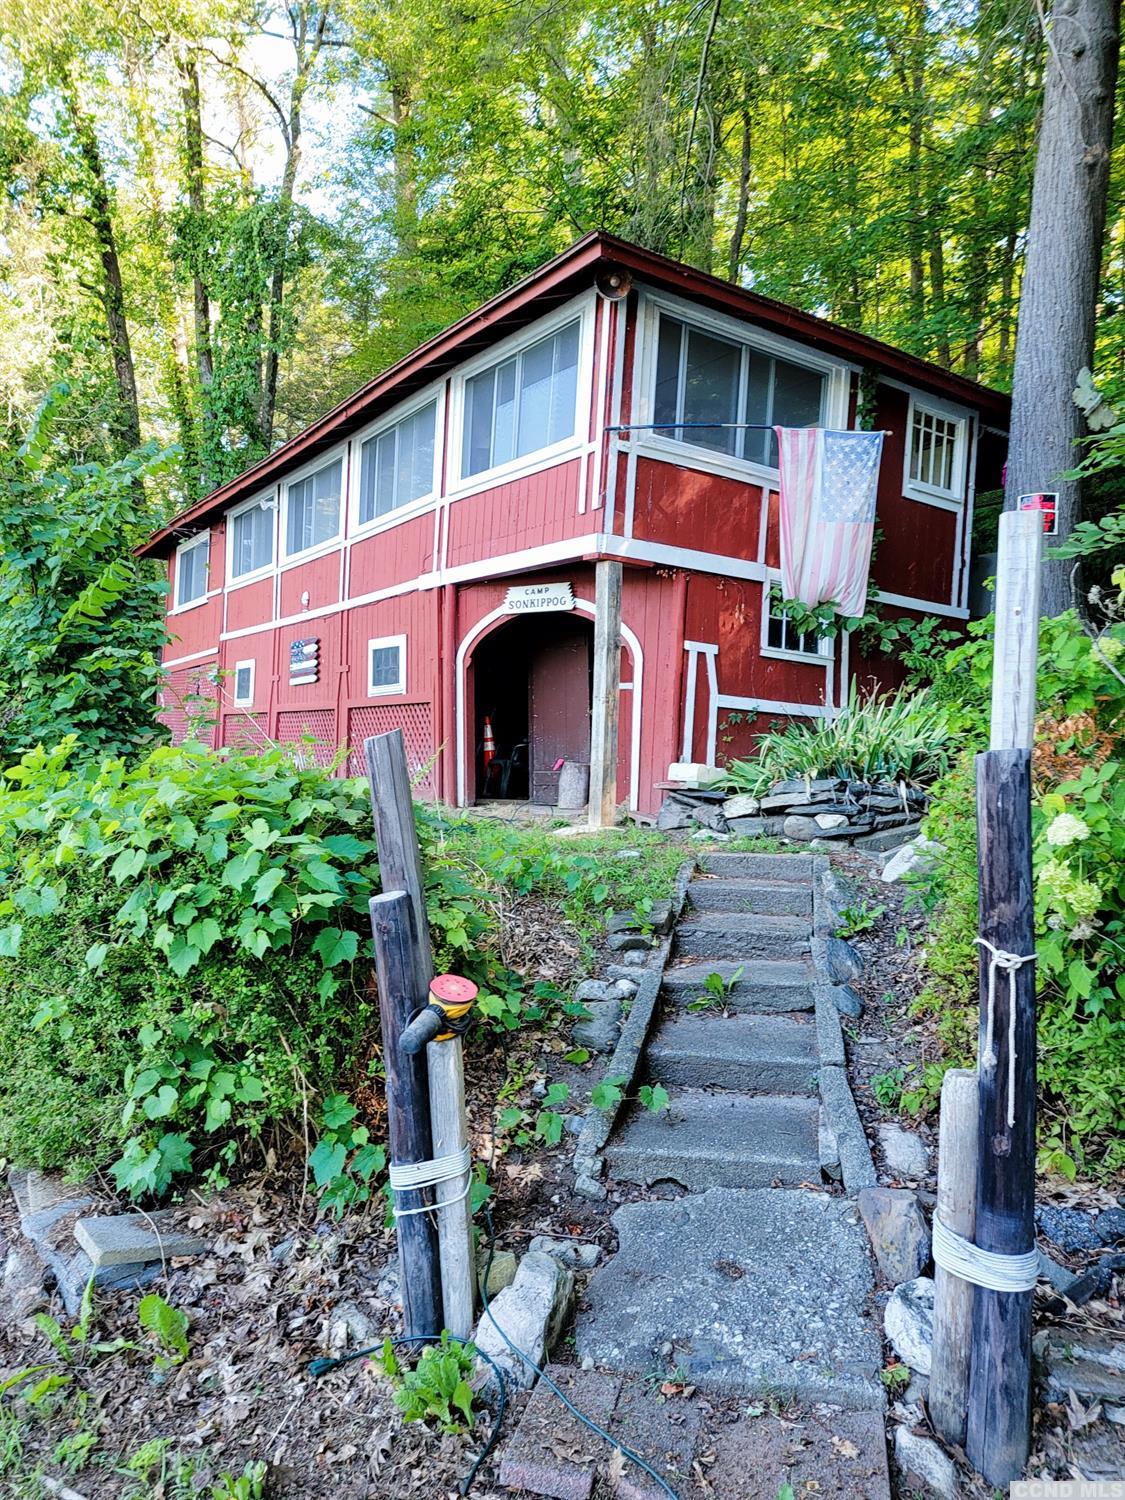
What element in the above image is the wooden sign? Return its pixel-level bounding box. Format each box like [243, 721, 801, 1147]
[505, 582, 575, 614]
[289, 637, 319, 685]
[1017, 492, 1058, 535]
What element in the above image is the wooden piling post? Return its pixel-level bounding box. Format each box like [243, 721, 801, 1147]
[588, 559, 623, 829]
[930, 1068, 978, 1447]
[428, 1029, 476, 1335]
[369, 890, 443, 1341]
[364, 730, 434, 1000]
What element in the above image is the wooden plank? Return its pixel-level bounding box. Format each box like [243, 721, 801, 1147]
[931, 1068, 978, 1448]
[428, 1036, 475, 1336]
[364, 729, 434, 997]
[966, 748, 1036, 1486]
[588, 559, 623, 827]
[989, 510, 1042, 751]
[369, 890, 442, 1341]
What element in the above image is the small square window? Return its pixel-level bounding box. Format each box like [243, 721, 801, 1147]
[367, 636, 406, 696]
[905, 400, 966, 502]
[763, 582, 833, 660]
[232, 660, 255, 707]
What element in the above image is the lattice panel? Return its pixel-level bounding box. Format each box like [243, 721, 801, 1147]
[276, 709, 340, 769]
[161, 666, 217, 747]
[222, 713, 268, 750]
[347, 703, 435, 795]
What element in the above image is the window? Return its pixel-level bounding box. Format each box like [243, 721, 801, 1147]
[232, 660, 255, 706]
[906, 400, 966, 502]
[285, 458, 342, 556]
[358, 401, 437, 525]
[367, 635, 406, 696]
[230, 500, 275, 579]
[763, 581, 833, 660]
[462, 320, 580, 478]
[174, 534, 209, 607]
[653, 313, 826, 468]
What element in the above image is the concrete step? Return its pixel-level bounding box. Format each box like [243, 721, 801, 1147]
[687, 877, 813, 917]
[699, 852, 814, 882]
[662, 958, 816, 1012]
[647, 1011, 818, 1093]
[576, 1187, 885, 1409]
[605, 1088, 820, 1189]
[675, 911, 811, 962]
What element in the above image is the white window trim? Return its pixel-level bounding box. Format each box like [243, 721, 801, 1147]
[367, 634, 407, 697]
[226, 489, 279, 587]
[280, 444, 347, 563]
[171, 532, 212, 612]
[760, 573, 835, 664]
[348, 384, 445, 538]
[446, 291, 596, 497]
[903, 391, 970, 509]
[633, 287, 852, 488]
[232, 658, 255, 707]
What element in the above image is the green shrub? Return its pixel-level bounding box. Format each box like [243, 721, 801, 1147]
[724, 683, 951, 793]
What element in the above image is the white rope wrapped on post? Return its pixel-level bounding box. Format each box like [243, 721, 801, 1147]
[975, 936, 1037, 1128]
[932, 1212, 1039, 1292]
[389, 1144, 472, 1217]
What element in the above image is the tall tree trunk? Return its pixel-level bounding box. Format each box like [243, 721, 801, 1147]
[180, 56, 214, 406]
[60, 71, 142, 455]
[389, 75, 419, 260]
[928, 230, 951, 367]
[1004, 0, 1120, 615]
[727, 100, 752, 281]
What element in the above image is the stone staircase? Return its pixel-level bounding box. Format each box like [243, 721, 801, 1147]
[577, 851, 885, 1413]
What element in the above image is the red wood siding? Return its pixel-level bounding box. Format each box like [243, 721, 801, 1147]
[630, 457, 764, 562]
[443, 459, 588, 572]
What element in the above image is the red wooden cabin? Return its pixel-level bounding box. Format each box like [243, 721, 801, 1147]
[140, 233, 1009, 818]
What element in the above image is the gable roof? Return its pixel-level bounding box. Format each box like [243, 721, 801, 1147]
[139, 231, 1010, 559]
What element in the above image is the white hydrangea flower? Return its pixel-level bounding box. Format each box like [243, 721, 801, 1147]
[1046, 813, 1090, 847]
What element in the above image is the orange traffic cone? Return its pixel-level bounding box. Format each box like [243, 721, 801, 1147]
[482, 715, 496, 770]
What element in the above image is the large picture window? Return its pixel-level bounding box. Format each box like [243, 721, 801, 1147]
[653, 313, 826, 469]
[358, 401, 437, 525]
[230, 501, 274, 579]
[174, 534, 210, 607]
[285, 458, 342, 557]
[462, 320, 580, 478]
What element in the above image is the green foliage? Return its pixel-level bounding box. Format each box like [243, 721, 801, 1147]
[309, 1094, 387, 1217]
[835, 903, 886, 940]
[590, 1075, 628, 1112]
[687, 966, 744, 1013]
[211, 1462, 268, 1500]
[137, 1295, 189, 1369]
[725, 684, 951, 794]
[0, 387, 171, 765]
[637, 1084, 670, 1113]
[379, 1333, 476, 1433]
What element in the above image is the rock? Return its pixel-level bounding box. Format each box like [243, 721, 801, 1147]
[573, 999, 622, 1053]
[815, 813, 849, 830]
[575, 1174, 608, 1202]
[858, 1188, 931, 1285]
[74, 1214, 206, 1267]
[0, 1242, 49, 1319]
[852, 822, 924, 853]
[826, 936, 863, 983]
[728, 815, 788, 837]
[881, 837, 940, 884]
[893, 1426, 958, 1499]
[608, 978, 638, 1001]
[606, 911, 644, 934]
[1095, 1207, 1125, 1244]
[1040, 1330, 1125, 1403]
[478, 1249, 519, 1299]
[1036, 1204, 1102, 1253]
[1061, 1262, 1114, 1305]
[832, 984, 864, 1017]
[528, 1236, 600, 1270]
[656, 799, 694, 831]
[884, 1276, 935, 1374]
[1038, 1248, 1082, 1299]
[782, 815, 823, 840]
[1106, 1404, 1125, 1426]
[905, 1374, 930, 1407]
[606, 931, 654, 953]
[270, 1235, 297, 1265]
[615, 850, 643, 860]
[26, 1171, 92, 1213]
[329, 1300, 380, 1352]
[819, 1109, 841, 1182]
[574, 979, 613, 1004]
[690, 803, 729, 832]
[621, 948, 650, 963]
[473, 1250, 575, 1392]
[564, 1114, 585, 1137]
[721, 793, 761, 819]
[376, 1261, 401, 1305]
[876, 1124, 930, 1180]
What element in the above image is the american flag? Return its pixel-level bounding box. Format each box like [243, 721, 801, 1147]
[775, 427, 884, 619]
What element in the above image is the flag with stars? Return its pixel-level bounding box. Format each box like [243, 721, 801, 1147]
[775, 427, 884, 618]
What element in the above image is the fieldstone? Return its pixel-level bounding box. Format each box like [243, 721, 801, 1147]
[1036, 1204, 1102, 1252]
[852, 822, 924, 853]
[574, 979, 613, 1004]
[1060, 1262, 1114, 1305]
[478, 1249, 519, 1299]
[564, 1114, 585, 1137]
[528, 1236, 600, 1270]
[881, 837, 941, 884]
[498, 1364, 620, 1500]
[905, 1374, 930, 1406]
[606, 911, 644, 934]
[621, 948, 650, 963]
[0, 1241, 49, 1319]
[893, 1425, 958, 1499]
[615, 850, 643, 861]
[573, 999, 622, 1054]
[1106, 1404, 1125, 1426]
[328, 1300, 380, 1352]
[885, 1276, 935, 1374]
[74, 1214, 206, 1268]
[815, 813, 849, 831]
[819, 1109, 842, 1182]
[1095, 1207, 1125, 1244]
[376, 1261, 401, 1304]
[832, 984, 864, 1017]
[575, 1174, 608, 1201]
[473, 1250, 575, 1392]
[731, 815, 789, 837]
[608, 978, 638, 1002]
[26, 1171, 91, 1213]
[1040, 1330, 1125, 1403]
[656, 799, 694, 831]
[782, 815, 823, 841]
[858, 1188, 931, 1285]
[876, 1124, 930, 1180]
[827, 936, 864, 983]
[606, 931, 654, 954]
[1037, 1248, 1081, 1298]
[721, 793, 761, 820]
[690, 803, 729, 833]
[770, 778, 841, 798]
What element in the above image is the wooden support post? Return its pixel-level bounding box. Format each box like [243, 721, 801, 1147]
[989, 510, 1042, 752]
[369, 890, 443, 1342]
[930, 1068, 978, 1448]
[364, 730, 435, 1001]
[427, 1032, 475, 1335]
[588, 559, 623, 829]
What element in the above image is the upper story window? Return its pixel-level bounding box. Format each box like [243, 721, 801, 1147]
[763, 579, 834, 660]
[905, 397, 967, 504]
[358, 401, 437, 526]
[174, 533, 210, 607]
[286, 458, 342, 557]
[230, 500, 275, 580]
[653, 313, 826, 469]
[462, 319, 580, 478]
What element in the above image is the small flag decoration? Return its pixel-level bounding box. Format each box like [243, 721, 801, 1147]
[775, 427, 884, 618]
